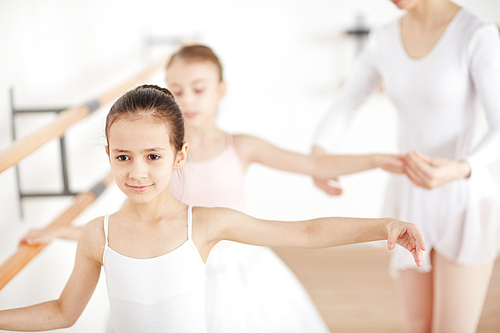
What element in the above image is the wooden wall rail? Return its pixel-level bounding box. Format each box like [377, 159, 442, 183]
[0, 173, 114, 291]
[0, 58, 167, 175]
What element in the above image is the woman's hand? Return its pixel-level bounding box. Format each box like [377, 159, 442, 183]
[375, 154, 405, 174]
[403, 150, 471, 189]
[386, 219, 426, 267]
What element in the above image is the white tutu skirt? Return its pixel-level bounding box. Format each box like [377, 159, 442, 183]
[205, 241, 330, 333]
[383, 168, 500, 277]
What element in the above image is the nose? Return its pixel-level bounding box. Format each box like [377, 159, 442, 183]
[128, 160, 148, 180]
[178, 90, 195, 107]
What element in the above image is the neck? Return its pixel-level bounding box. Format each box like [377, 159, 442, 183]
[185, 123, 225, 148]
[406, 0, 459, 25]
[121, 188, 180, 223]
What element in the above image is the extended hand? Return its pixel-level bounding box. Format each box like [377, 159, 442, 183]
[403, 150, 471, 189]
[386, 219, 426, 267]
[19, 229, 57, 246]
[312, 176, 343, 196]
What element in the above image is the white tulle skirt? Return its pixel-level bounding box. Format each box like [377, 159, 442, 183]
[205, 241, 330, 333]
[383, 168, 500, 278]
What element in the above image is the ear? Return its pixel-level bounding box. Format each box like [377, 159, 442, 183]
[173, 143, 189, 170]
[105, 146, 110, 160]
[217, 80, 227, 100]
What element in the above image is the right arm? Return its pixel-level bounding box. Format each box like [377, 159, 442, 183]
[0, 219, 103, 331]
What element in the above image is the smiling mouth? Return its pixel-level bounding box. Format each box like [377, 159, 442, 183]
[127, 185, 152, 193]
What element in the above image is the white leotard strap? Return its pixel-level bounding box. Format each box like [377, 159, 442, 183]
[187, 205, 193, 240]
[103, 215, 110, 248]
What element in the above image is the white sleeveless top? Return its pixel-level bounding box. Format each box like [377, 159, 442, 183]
[102, 206, 207, 333]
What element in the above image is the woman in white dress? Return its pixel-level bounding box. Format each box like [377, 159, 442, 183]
[312, 1, 500, 332]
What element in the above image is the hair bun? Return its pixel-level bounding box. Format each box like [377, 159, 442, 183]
[135, 84, 174, 99]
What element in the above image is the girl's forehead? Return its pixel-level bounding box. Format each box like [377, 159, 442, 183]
[108, 116, 171, 147]
[167, 59, 219, 80]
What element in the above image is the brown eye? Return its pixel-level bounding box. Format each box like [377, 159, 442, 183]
[148, 154, 160, 160]
[117, 155, 129, 161]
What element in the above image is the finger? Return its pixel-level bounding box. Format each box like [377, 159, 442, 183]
[387, 229, 400, 251]
[413, 150, 436, 165]
[404, 157, 433, 185]
[412, 227, 426, 266]
[327, 179, 342, 188]
[411, 248, 423, 267]
[415, 230, 426, 252]
[404, 166, 428, 188]
[324, 186, 343, 196]
[405, 151, 433, 174]
[314, 180, 343, 196]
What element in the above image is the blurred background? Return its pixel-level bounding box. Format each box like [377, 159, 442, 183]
[0, 1, 499, 332]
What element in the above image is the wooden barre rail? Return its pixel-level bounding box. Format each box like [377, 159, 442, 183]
[0, 57, 167, 175]
[0, 173, 114, 291]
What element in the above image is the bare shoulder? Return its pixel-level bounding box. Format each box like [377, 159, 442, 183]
[232, 134, 262, 148]
[232, 134, 267, 165]
[191, 206, 244, 230]
[192, 206, 228, 222]
[79, 216, 106, 264]
[81, 217, 105, 239]
[192, 205, 242, 217]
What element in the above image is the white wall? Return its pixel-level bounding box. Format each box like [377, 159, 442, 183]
[0, 1, 499, 332]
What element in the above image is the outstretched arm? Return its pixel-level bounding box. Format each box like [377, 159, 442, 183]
[234, 135, 403, 180]
[0, 220, 103, 331]
[310, 145, 404, 195]
[197, 207, 425, 267]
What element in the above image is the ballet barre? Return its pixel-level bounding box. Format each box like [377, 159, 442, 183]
[0, 173, 113, 291]
[0, 57, 166, 176]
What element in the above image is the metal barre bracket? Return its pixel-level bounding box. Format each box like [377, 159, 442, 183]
[9, 88, 81, 218]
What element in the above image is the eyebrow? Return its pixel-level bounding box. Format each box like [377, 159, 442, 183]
[112, 147, 167, 153]
[170, 78, 207, 86]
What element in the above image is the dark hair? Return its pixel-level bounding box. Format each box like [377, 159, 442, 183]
[166, 44, 223, 81]
[105, 84, 185, 151]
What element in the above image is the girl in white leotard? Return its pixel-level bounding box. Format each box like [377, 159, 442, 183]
[1, 84, 425, 332]
[313, 1, 500, 332]
[21, 45, 410, 332]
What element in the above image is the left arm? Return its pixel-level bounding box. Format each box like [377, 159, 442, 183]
[465, 23, 500, 170]
[198, 207, 425, 267]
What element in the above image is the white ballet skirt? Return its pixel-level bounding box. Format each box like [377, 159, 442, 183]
[205, 241, 330, 332]
[170, 136, 330, 332]
[314, 8, 500, 277]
